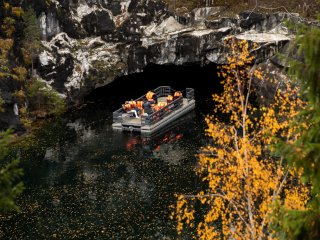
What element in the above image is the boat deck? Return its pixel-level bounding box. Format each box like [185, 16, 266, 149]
[120, 97, 167, 126]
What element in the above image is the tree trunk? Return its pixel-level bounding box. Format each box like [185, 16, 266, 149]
[31, 52, 34, 77]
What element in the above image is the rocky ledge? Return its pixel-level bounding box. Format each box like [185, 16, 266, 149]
[37, 0, 303, 104]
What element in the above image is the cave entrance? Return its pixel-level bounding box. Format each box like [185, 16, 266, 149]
[85, 63, 223, 117]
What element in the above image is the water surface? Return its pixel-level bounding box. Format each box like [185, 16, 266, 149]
[0, 64, 221, 239]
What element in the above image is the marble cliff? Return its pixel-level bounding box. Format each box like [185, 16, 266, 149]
[36, 0, 300, 103]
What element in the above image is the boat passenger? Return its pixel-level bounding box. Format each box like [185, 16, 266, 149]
[146, 91, 157, 104]
[146, 91, 154, 100]
[167, 95, 173, 104]
[142, 101, 153, 115]
[122, 103, 131, 112]
[136, 101, 143, 109]
[123, 102, 139, 118]
[174, 91, 182, 100]
[129, 100, 137, 109]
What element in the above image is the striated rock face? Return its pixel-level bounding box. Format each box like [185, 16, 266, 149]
[36, 1, 301, 104]
[39, 33, 127, 103]
[39, 10, 61, 40]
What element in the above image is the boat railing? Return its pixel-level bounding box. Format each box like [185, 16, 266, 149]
[154, 86, 171, 98]
[141, 96, 183, 126]
[186, 88, 194, 101]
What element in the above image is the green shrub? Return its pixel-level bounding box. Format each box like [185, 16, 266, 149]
[0, 130, 24, 212]
[26, 78, 66, 117]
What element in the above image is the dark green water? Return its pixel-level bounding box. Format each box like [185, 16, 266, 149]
[0, 64, 221, 239]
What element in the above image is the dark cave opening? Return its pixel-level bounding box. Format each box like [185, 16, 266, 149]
[85, 63, 223, 116]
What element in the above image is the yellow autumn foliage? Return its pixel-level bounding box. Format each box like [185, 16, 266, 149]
[172, 38, 309, 239]
[11, 7, 24, 18]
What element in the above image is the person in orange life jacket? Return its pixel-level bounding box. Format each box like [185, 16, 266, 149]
[123, 101, 140, 118]
[167, 95, 173, 104]
[146, 91, 157, 104]
[122, 102, 131, 112]
[173, 91, 182, 100]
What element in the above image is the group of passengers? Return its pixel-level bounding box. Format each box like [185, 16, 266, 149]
[122, 90, 182, 118]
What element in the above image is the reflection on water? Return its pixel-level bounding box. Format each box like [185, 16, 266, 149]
[0, 108, 205, 239]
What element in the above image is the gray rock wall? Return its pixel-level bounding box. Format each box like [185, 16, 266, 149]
[36, 1, 300, 104]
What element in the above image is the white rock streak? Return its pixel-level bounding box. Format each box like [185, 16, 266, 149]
[144, 17, 185, 36]
[41, 33, 123, 92]
[235, 33, 291, 43]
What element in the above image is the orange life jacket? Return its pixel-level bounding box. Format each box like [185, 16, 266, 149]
[129, 101, 136, 108]
[158, 102, 167, 108]
[124, 103, 131, 110]
[174, 91, 182, 97]
[136, 101, 143, 109]
[146, 91, 154, 100]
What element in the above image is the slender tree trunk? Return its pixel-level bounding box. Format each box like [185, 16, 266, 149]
[31, 51, 34, 77]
